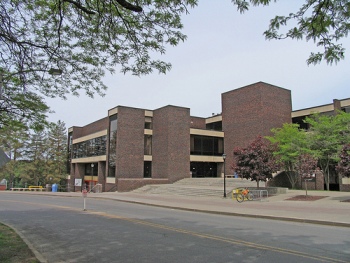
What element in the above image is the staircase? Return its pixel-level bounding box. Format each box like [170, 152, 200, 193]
[132, 178, 263, 197]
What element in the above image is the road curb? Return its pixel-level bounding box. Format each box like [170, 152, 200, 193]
[1, 221, 47, 263]
[3, 191, 350, 228]
[96, 197, 350, 228]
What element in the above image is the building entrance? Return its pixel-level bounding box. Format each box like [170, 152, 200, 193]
[190, 162, 218, 178]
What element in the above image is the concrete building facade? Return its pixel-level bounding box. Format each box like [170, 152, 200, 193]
[67, 82, 350, 192]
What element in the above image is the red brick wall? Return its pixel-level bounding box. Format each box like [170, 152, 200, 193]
[117, 178, 169, 192]
[340, 184, 350, 191]
[267, 170, 324, 190]
[152, 105, 191, 182]
[97, 161, 106, 191]
[105, 183, 116, 192]
[70, 163, 85, 191]
[190, 116, 206, 129]
[340, 176, 350, 192]
[222, 82, 291, 175]
[71, 117, 108, 139]
[333, 99, 341, 113]
[115, 107, 145, 179]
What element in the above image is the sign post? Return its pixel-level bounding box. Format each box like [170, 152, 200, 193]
[82, 189, 87, 211]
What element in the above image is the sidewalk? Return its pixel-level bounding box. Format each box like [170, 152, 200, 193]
[21, 189, 350, 228]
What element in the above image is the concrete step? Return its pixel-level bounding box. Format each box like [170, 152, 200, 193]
[133, 185, 225, 197]
[132, 178, 263, 197]
[174, 178, 263, 188]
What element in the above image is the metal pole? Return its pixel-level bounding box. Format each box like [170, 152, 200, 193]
[223, 153, 226, 198]
[82, 189, 87, 211]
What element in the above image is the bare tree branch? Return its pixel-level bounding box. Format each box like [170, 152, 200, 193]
[115, 0, 143, 12]
[62, 0, 96, 14]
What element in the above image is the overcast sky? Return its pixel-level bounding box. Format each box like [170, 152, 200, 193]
[46, 1, 350, 130]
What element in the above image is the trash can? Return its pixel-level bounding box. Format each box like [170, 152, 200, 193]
[46, 184, 52, 192]
[52, 183, 58, 192]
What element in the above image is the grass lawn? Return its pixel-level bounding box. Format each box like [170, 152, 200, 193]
[0, 223, 40, 263]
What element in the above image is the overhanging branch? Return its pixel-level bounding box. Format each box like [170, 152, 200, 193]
[62, 0, 96, 14]
[115, 0, 143, 12]
[62, 0, 143, 14]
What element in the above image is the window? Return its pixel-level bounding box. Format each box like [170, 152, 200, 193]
[292, 116, 309, 130]
[191, 162, 217, 177]
[144, 135, 152, 155]
[206, 121, 222, 131]
[108, 114, 117, 177]
[85, 163, 98, 176]
[67, 132, 73, 173]
[145, 117, 152, 129]
[342, 107, 350, 113]
[190, 135, 223, 156]
[72, 136, 107, 159]
[144, 161, 152, 178]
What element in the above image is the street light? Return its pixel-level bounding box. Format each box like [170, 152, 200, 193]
[0, 68, 62, 100]
[48, 68, 63, 76]
[90, 163, 95, 191]
[223, 153, 226, 198]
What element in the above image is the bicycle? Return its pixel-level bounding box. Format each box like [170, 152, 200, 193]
[236, 187, 254, 203]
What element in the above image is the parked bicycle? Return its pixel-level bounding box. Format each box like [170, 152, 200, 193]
[235, 187, 254, 203]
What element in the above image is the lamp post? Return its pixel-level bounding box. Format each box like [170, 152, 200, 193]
[48, 68, 63, 76]
[223, 153, 226, 198]
[0, 68, 61, 100]
[90, 163, 94, 191]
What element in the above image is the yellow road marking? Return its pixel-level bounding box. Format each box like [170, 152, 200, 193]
[1, 199, 347, 263]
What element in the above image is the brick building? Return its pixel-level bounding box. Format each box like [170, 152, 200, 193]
[67, 82, 350, 192]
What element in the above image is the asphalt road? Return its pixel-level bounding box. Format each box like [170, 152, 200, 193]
[0, 193, 349, 263]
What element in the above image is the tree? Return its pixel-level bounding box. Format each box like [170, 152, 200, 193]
[2, 1, 350, 130]
[305, 112, 350, 190]
[232, 136, 279, 188]
[295, 153, 318, 195]
[0, 120, 68, 187]
[46, 121, 68, 184]
[0, 124, 28, 187]
[23, 131, 49, 186]
[336, 144, 350, 178]
[295, 153, 318, 179]
[267, 123, 310, 189]
[234, 0, 350, 65]
[0, 160, 27, 188]
[0, 0, 197, 128]
[0, 79, 50, 130]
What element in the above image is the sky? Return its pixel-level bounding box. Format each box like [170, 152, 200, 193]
[46, 1, 350, 130]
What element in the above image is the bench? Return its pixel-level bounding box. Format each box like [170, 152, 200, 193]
[10, 188, 44, 191]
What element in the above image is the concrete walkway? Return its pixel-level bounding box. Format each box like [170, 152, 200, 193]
[9, 189, 350, 227]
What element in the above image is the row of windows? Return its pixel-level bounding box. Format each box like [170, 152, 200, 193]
[190, 135, 224, 156]
[85, 163, 98, 176]
[83, 161, 222, 179]
[72, 134, 223, 160]
[72, 114, 223, 178]
[108, 115, 118, 177]
[72, 136, 107, 159]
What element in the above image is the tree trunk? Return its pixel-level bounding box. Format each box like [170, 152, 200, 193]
[320, 160, 330, 191]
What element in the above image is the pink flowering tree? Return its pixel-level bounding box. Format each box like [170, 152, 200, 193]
[232, 136, 280, 188]
[336, 144, 350, 178]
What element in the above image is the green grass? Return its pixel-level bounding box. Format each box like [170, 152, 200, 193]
[0, 223, 40, 263]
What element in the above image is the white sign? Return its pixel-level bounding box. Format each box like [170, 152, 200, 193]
[74, 179, 82, 186]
